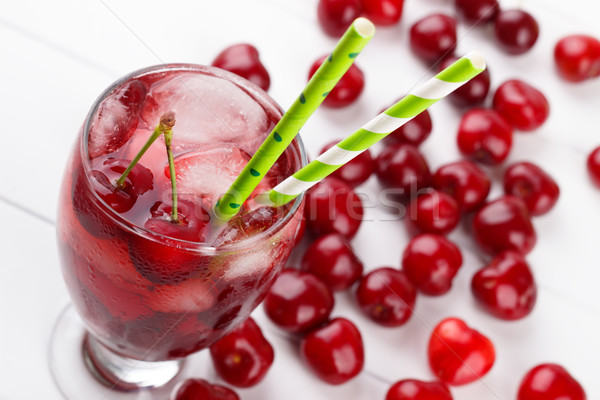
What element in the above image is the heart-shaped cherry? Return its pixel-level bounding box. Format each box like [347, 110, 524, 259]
[317, 0, 362, 37]
[320, 140, 374, 187]
[386, 379, 453, 400]
[454, 0, 499, 25]
[355, 267, 417, 327]
[517, 363, 586, 400]
[300, 317, 364, 385]
[432, 160, 491, 212]
[503, 161, 560, 216]
[301, 233, 364, 291]
[472, 195, 537, 255]
[407, 190, 460, 235]
[494, 9, 539, 55]
[492, 79, 549, 132]
[212, 43, 271, 91]
[171, 378, 239, 400]
[402, 233, 463, 296]
[383, 108, 432, 147]
[428, 317, 495, 386]
[471, 251, 537, 320]
[456, 108, 513, 165]
[361, 0, 404, 26]
[263, 268, 334, 334]
[209, 317, 274, 388]
[410, 14, 457, 63]
[309, 55, 365, 108]
[554, 34, 600, 82]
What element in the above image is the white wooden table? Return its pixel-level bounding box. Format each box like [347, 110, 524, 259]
[2, 0, 600, 399]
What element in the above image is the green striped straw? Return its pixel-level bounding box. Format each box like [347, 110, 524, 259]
[257, 52, 487, 207]
[213, 17, 376, 221]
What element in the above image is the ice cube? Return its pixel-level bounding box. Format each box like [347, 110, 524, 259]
[88, 80, 146, 159]
[146, 278, 217, 314]
[142, 72, 271, 151]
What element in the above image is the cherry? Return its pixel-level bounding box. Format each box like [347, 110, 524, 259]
[317, 0, 362, 37]
[587, 146, 600, 188]
[456, 108, 513, 165]
[554, 35, 600, 82]
[407, 190, 460, 235]
[492, 79, 549, 132]
[454, 0, 499, 25]
[304, 177, 364, 239]
[212, 207, 283, 247]
[88, 79, 146, 159]
[320, 141, 375, 187]
[375, 143, 432, 202]
[494, 9, 539, 55]
[383, 108, 433, 147]
[212, 43, 271, 91]
[439, 56, 491, 107]
[128, 199, 211, 284]
[172, 379, 239, 400]
[361, 0, 404, 26]
[471, 250, 537, 320]
[309, 55, 365, 108]
[386, 379, 453, 400]
[402, 233, 463, 296]
[300, 317, 364, 385]
[432, 160, 491, 212]
[263, 268, 334, 334]
[517, 363, 586, 400]
[503, 161, 560, 216]
[472, 195, 537, 256]
[355, 267, 416, 327]
[410, 14, 457, 63]
[209, 317, 274, 388]
[428, 317, 495, 386]
[301, 233, 364, 291]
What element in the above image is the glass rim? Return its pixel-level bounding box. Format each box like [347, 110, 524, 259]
[81, 63, 306, 252]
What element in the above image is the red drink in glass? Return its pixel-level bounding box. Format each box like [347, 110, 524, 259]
[55, 64, 305, 388]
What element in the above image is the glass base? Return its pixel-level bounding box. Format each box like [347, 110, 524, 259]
[49, 304, 213, 399]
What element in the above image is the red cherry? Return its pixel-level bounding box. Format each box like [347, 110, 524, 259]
[263, 268, 334, 334]
[383, 108, 433, 147]
[492, 79, 549, 131]
[587, 146, 600, 188]
[472, 195, 537, 256]
[209, 317, 274, 388]
[456, 108, 513, 165]
[212, 43, 271, 91]
[402, 233, 463, 296]
[301, 233, 364, 291]
[439, 56, 491, 107]
[361, 0, 404, 26]
[386, 379, 453, 400]
[408, 190, 460, 235]
[128, 199, 211, 284]
[320, 141, 375, 187]
[355, 267, 416, 327]
[375, 143, 432, 202]
[471, 251, 537, 320]
[494, 9, 539, 55]
[304, 177, 364, 239]
[309, 55, 365, 108]
[317, 0, 362, 37]
[410, 14, 457, 62]
[428, 317, 495, 386]
[300, 317, 364, 385]
[554, 35, 600, 82]
[454, 0, 499, 24]
[503, 161, 560, 216]
[432, 160, 491, 212]
[212, 207, 284, 247]
[517, 363, 586, 400]
[172, 378, 239, 400]
[88, 80, 146, 159]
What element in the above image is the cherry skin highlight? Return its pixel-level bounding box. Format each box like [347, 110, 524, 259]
[503, 161, 560, 216]
[471, 250, 537, 320]
[212, 43, 271, 91]
[402, 233, 463, 296]
[428, 317, 495, 386]
[209, 317, 274, 388]
[263, 268, 334, 334]
[517, 363, 586, 400]
[301, 233, 364, 291]
[300, 317, 364, 385]
[355, 267, 417, 327]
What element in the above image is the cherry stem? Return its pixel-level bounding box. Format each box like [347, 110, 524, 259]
[115, 112, 176, 188]
[161, 112, 179, 223]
